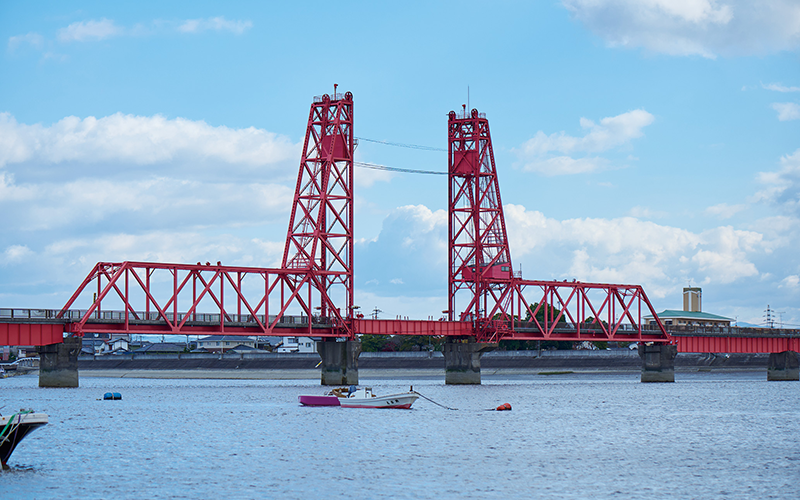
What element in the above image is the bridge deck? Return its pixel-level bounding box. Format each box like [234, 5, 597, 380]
[3, 308, 800, 352]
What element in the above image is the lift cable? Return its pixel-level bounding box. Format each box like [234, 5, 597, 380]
[355, 136, 447, 152]
[354, 161, 447, 176]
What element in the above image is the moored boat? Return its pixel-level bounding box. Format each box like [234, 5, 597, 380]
[1, 410, 48, 469]
[297, 394, 341, 406]
[338, 387, 419, 409]
[298, 386, 353, 406]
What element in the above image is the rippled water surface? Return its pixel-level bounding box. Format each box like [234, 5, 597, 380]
[2, 371, 799, 499]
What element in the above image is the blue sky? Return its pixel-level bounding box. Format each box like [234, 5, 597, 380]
[1, 0, 799, 327]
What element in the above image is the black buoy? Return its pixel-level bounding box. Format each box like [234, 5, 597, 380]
[103, 392, 122, 400]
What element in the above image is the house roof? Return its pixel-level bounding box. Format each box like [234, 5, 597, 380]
[645, 310, 733, 321]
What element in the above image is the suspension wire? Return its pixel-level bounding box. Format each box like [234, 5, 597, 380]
[354, 161, 447, 176]
[355, 137, 447, 152]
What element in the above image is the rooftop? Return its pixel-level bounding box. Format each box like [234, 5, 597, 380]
[646, 310, 733, 321]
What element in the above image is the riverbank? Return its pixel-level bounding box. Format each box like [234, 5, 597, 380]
[72, 350, 770, 379]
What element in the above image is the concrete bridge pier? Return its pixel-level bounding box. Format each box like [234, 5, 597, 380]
[37, 337, 81, 388]
[767, 351, 799, 381]
[443, 338, 497, 385]
[639, 343, 677, 383]
[317, 339, 361, 386]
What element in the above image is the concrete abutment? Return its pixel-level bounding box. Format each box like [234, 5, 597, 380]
[37, 337, 80, 388]
[443, 338, 497, 384]
[316, 339, 361, 386]
[767, 350, 799, 381]
[639, 344, 677, 383]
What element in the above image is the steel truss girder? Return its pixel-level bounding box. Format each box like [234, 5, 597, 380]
[473, 279, 670, 343]
[57, 261, 348, 337]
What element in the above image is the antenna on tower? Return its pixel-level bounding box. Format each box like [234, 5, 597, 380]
[764, 305, 775, 328]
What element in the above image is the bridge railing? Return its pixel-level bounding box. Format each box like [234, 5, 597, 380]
[0, 308, 332, 327]
[0, 308, 78, 320]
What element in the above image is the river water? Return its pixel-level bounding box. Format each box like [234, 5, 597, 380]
[2, 371, 798, 499]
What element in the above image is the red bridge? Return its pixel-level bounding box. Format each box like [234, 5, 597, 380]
[2, 89, 798, 384]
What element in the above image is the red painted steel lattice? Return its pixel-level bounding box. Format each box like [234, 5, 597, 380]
[447, 107, 514, 323]
[446, 107, 670, 343]
[5, 91, 796, 353]
[283, 90, 354, 319]
[56, 262, 346, 337]
[52, 91, 357, 339]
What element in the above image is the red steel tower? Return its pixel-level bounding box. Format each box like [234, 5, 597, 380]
[283, 88, 355, 319]
[447, 107, 514, 324]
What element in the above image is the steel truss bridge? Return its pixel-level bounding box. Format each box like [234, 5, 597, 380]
[2, 89, 796, 354]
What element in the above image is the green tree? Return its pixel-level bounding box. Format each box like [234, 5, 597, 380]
[359, 334, 389, 352]
[398, 335, 443, 351]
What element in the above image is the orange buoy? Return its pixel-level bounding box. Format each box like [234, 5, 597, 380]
[496, 403, 512, 411]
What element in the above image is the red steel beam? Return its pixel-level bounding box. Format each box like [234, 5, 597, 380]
[0, 323, 64, 346]
[677, 336, 800, 353]
[353, 319, 473, 336]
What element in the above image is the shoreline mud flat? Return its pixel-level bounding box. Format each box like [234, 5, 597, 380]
[75, 367, 768, 380]
[63, 351, 772, 379]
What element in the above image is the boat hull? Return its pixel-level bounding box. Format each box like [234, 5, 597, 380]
[1, 413, 48, 468]
[298, 395, 341, 406]
[339, 393, 419, 409]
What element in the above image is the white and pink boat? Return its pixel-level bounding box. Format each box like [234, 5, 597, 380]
[338, 387, 418, 409]
[298, 387, 419, 409]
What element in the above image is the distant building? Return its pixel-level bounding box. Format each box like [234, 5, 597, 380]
[645, 287, 732, 327]
[277, 336, 317, 353]
[101, 337, 130, 354]
[196, 335, 256, 353]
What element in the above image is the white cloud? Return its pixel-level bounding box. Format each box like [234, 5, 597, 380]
[771, 102, 800, 121]
[515, 109, 653, 175]
[705, 202, 747, 219]
[0, 174, 293, 231]
[780, 274, 800, 289]
[57, 19, 122, 42]
[358, 205, 447, 295]
[562, 0, 800, 58]
[522, 110, 654, 155]
[353, 165, 395, 187]
[0, 112, 298, 177]
[628, 206, 668, 219]
[756, 149, 800, 215]
[504, 203, 772, 296]
[2, 245, 33, 264]
[763, 82, 800, 92]
[7, 32, 44, 52]
[178, 17, 252, 35]
[521, 156, 609, 175]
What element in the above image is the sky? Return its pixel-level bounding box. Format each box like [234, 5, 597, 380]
[1, 0, 799, 328]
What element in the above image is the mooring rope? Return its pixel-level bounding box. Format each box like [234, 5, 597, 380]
[412, 390, 458, 411]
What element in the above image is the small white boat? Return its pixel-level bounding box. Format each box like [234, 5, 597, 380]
[338, 387, 419, 409]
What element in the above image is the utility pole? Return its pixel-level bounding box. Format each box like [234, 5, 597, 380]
[371, 306, 382, 320]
